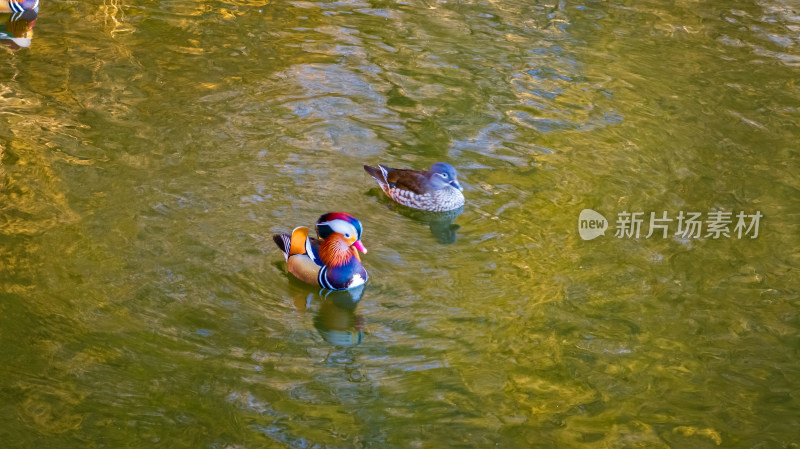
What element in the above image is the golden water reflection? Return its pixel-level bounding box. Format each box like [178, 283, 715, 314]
[1, 0, 798, 447]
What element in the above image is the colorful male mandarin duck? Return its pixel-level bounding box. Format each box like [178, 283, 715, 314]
[273, 213, 368, 290]
[1, 0, 37, 49]
[363, 162, 465, 212]
[0, 0, 38, 13]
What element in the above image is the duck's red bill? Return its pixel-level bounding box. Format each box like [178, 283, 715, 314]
[353, 240, 367, 254]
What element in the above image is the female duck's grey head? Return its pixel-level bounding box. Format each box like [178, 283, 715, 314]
[429, 162, 463, 191]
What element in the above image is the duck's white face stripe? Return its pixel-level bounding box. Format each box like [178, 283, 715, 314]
[319, 219, 358, 239]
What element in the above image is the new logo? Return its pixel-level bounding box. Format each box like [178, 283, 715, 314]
[578, 209, 608, 240]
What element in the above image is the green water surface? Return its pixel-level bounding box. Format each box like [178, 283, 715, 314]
[1, 0, 799, 447]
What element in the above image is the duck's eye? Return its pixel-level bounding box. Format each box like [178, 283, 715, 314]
[345, 233, 351, 238]
[438, 172, 448, 178]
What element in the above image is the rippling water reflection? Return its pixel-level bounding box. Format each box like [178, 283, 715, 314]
[2, 0, 799, 447]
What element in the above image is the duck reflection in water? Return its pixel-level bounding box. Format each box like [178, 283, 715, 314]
[288, 284, 365, 346]
[1, 0, 38, 50]
[400, 205, 464, 244]
[367, 189, 464, 244]
[313, 286, 365, 346]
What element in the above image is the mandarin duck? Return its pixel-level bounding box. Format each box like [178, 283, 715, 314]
[363, 162, 465, 212]
[1, 0, 38, 13]
[273, 213, 368, 290]
[1, 0, 37, 49]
